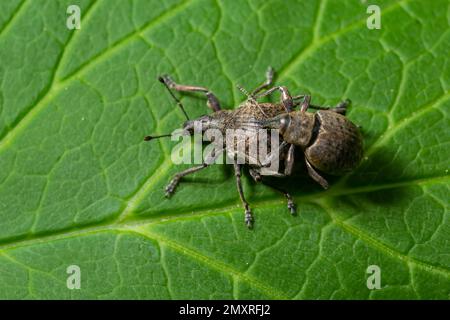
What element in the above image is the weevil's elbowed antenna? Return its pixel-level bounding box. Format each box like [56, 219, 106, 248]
[144, 75, 192, 142]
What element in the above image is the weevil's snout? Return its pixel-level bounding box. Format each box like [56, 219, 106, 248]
[182, 115, 212, 135]
[182, 120, 195, 135]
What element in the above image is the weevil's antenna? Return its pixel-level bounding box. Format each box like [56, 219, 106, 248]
[236, 84, 255, 101]
[158, 76, 190, 120]
[144, 134, 172, 141]
[236, 84, 268, 117]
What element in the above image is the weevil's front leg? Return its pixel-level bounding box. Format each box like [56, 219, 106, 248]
[165, 163, 209, 197]
[254, 86, 294, 112]
[251, 66, 274, 96]
[158, 75, 221, 112]
[233, 161, 253, 228]
[305, 157, 329, 189]
[165, 148, 223, 197]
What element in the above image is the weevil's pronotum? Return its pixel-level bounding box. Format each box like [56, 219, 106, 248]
[145, 67, 363, 228]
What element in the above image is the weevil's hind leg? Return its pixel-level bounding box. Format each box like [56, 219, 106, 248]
[248, 168, 295, 215]
[158, 74, 221, 112]
[305, 158, 329, 189]
[254, 86, 294, 112]
[233, 161, 253, 228]
[251, 66, 274, 96]
[261, 179, 296, 215]
[165, 164, 209, 197]
[308, 99, 350, 115]
[333, 99, 350, 115]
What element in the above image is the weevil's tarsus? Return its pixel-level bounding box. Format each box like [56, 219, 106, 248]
[233, 161, 253, 228]
[306, 99, 350, 115]
[164, 148, 223, 197]
[305, 157, 329, 189]
[159, 74, 221, 112]
[332, 99, 350, 115]
[165, 163, 208, 197]
[250, 66, 275, 96]
[263, 180, 296, 215]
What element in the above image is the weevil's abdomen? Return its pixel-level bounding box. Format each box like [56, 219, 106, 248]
[305, 110, 363, 175]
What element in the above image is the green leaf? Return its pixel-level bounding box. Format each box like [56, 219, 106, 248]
[0, 0, 448, 299]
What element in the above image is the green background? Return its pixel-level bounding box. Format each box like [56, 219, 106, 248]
[0, 0, 448, 299]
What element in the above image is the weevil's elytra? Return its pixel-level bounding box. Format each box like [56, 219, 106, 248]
[145, 67, 364, 228]
[306, 110, 363, 175]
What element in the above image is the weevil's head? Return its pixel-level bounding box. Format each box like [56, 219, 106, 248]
[182, 114, 217, 135]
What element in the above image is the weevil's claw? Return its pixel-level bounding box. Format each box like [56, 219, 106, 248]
[158, 74, 175, 88]
[287, 200, 296, 215]
[165, 177, 179, 198]
[245, 208, 253, 229]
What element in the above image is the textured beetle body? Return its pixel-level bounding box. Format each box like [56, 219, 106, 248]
[211, 102, 287, 172]
[147, 67, 364, 227]
[257, 96, 364, 192]
[270, 109, 363, 176]
[304, 110, 363, 175]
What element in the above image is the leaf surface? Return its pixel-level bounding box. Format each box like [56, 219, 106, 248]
[0, 0, 448, 299]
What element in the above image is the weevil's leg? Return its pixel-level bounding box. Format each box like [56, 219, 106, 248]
[305, 158, 329, 189]
[165, 164, 209, 197]
[332, 99, 350, 115]
[292, 94, 306, 102]
[165, 148, 223, 197]
[250, 66, 274, 96]
[158, 75, 221, 112]
[254, 86, 294, 112]
[306, 99, 350, 115]
[284, 144, 295, 176]
[249, 167, 262, 182]
[233, 161, 253, 228]
[300, 95, 311, 112]
[261, 141, 289, 167]
[260, 180, 296, 215]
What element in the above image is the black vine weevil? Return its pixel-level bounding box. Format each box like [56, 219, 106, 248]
[144, 67, 363, 228]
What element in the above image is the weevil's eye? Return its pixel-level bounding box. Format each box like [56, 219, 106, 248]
[279, 115, 291, 135]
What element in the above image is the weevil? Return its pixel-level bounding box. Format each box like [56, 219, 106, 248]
[144, 67, 363, 228]
[259, 96, 364, 189]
